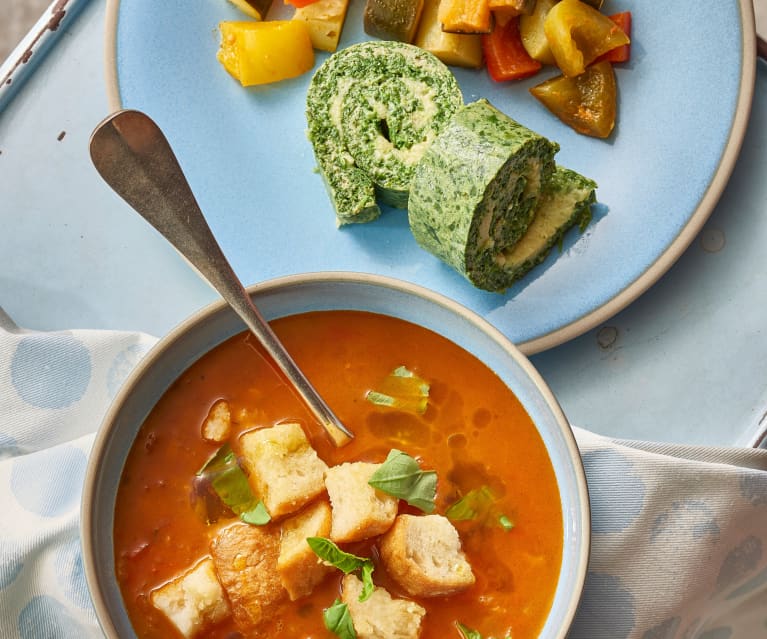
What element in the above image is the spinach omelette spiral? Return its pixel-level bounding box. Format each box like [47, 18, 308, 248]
[306, 41, 463, 226]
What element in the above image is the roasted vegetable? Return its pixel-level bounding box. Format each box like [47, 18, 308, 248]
[217, 20, 315, 86]
[489, 0, 534, 26]
[482, 16, 541, 81]
[544, 0, 630, 77]
[518, 0, 557, 64]
[292, 0, 351, 52]
[438, 0, 492, 34]
[227, 0, 273, 20]
[363, 0, 425, 42]
[530, 60, 617, 138]
[597, 11, 632, 63]
[414, 0, 483, 68]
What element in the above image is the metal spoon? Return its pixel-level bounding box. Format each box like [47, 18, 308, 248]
[89, 109, 353, 447]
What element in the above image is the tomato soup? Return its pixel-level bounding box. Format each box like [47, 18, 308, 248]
[114, 310, 563, 639]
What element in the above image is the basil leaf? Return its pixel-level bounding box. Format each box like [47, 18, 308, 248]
[359, 562, 375, 602]
[365, 366, 430, 414]
[197, 444, 267, 523]
[445, 486, 496, 522]
[240, 501, 271, 525]
[307, 537, 369, 573]
[324, 599, 356, 639]
[307, 538, 376, 600]
[368, 449, 437, 513]
[498, 514, 514, 531]
[456, 623, 482, 639]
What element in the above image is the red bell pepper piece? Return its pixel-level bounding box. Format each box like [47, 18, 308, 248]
[482, 17, 542, 82]
[284, 0, 321, 7]
[596, 11, 631, 63]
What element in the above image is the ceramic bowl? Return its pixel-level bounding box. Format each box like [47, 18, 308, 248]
[81, 272, 590, 638]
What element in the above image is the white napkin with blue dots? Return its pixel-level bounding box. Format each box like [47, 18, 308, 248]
[1, 312, 766, 639]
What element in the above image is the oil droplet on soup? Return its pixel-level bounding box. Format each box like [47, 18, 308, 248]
[113, 310, 563, 639]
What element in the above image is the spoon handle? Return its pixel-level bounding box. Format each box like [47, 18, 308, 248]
[89, 109, 353, 447]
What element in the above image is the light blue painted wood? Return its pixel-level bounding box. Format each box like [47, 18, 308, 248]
[1, 0, 766, 448]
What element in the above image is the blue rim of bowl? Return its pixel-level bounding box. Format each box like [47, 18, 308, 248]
[99, 1, 757, 356]
[81, 271, 591, 638]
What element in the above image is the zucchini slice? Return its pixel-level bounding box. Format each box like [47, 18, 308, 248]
[306, 41, 463, 225]
[407, 99, 561, 292]
[363, 0, 425, 43]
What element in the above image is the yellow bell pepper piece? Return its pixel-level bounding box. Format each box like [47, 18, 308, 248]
[217, 21, 315, 86]
[543, 0, 629, 77]
[519, 0, 557, 65]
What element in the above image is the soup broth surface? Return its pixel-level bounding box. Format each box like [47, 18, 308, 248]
[114, 310, 563, 639]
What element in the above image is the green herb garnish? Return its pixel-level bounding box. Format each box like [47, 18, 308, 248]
[456, 622, 511, 639]
[307, 537, 375, 601]
[446, 486, 512, 531]
[197, 444, 270, 525]
[368, 449, 437, 513]
[365, 366, 430, 414]
[498, 514, 515, 531]
[324, 599, 356, 639]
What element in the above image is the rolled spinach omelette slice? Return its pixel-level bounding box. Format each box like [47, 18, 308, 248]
[497, 166, 596, 285]
[409, 98, 572, 292]
[306, 41, 463, 225]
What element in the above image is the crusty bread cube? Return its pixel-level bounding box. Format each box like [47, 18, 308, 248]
[149, 557, 230, 638]
[379, 514, 476, 597]
[209, 522, 286, 636]
[239, 422, 329, 519]
[341, 574, 426, 639]
[324, 462, 399, 543]
[202, 399, 231, 442]
[277, 499, 335, 600]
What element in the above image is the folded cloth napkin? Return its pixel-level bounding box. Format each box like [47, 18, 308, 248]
[1, 316, 766, 639]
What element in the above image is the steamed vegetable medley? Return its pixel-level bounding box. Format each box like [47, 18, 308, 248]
[216, 0, 631, 138]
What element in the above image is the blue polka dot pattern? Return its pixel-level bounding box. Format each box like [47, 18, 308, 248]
[568, 572, 636, 639]
[650, 499, 719, 543]
[582, 448, 645, 534]
[10, 446, 86, 517]
[0, 432, 22, 461]
[55, 538, 91, 610]
[715, 536, 762, 594]
[107, 343, 150, 398]
[740, 472, 767, 506]
[18, 596, 89, 639]
[11, 334, 91, 409]
[641, 616, 680, 639]
[0, 541, 23, 589]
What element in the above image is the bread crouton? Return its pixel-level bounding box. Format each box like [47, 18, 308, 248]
[341, 574, 426, 639]
[239, 422, 329, 519]
[277, 499, 335, 600]
[202, 399, 231, 442]
[209, 522, 286, 635]
[324, 462, 399, 543]
[149, 557, 230, 638]
[379, 514, 475, 597]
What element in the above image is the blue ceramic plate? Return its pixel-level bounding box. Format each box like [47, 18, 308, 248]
[104, 0, 755, 353]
